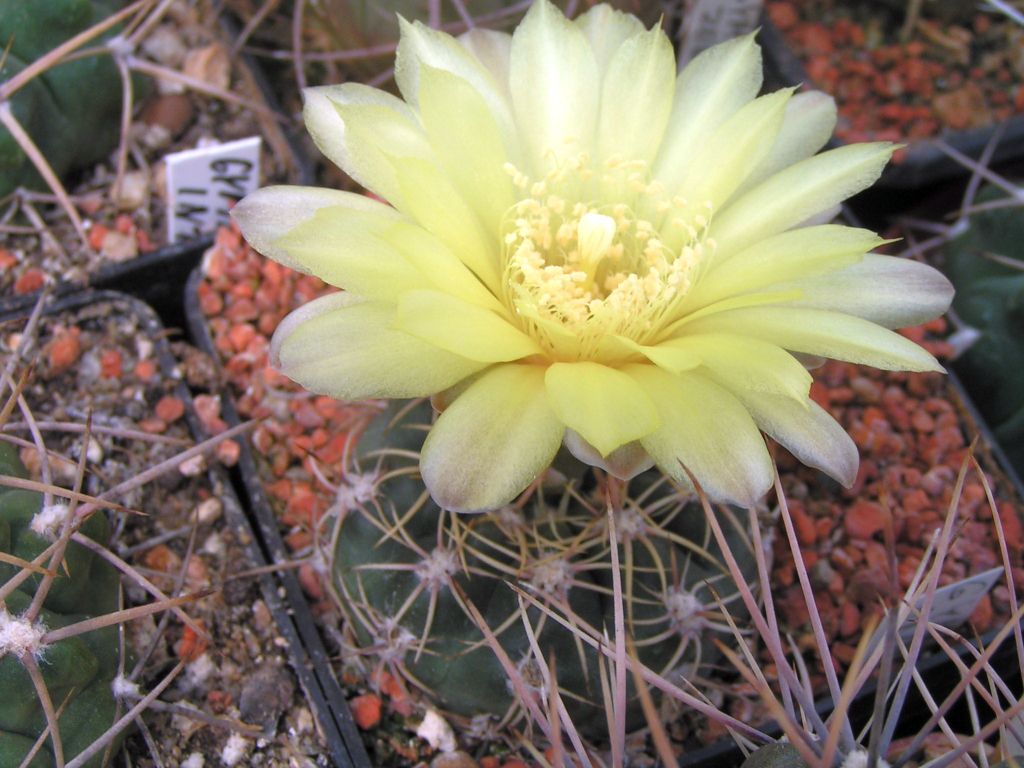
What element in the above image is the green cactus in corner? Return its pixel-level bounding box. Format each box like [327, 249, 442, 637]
[330, 400, 756, 731]
[0, 442, 125, 768]
[0, 0, 149, 198]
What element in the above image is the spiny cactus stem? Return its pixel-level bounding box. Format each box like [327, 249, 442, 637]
[70, 531, 209, 639]
[27, 418, 92, 619]
[1, 422, 190, 446]
[0, 1, 145, 100]
[774, 470, 858, 758]
[879, 457, 972, 751]
[64, 658, 187, 768]
[516, 603, 588, 765]
[125, 56, 283, 122]
[713, 639, 822, 765]
[73, 419, 255, 520]
[693, 484, 825, 736]
[0, 101, 87, 248]
[0, 475, 134, 516]
[605, 478, 627, 765]
[42, 589, 212, 645]
[116, 690, 265, 737]
[969, 455, 1024, 660]
[11, 198, 68, 262]
[510, 579, 768, 741]
[0, 540, 60, 603]
[449, 579, 557, 744]
[20, 651, 67, 767]
[122, 0, 175, 47]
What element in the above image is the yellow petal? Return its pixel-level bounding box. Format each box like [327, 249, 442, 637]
[683, 306, 944, 372]
[545, 361, 660, 457]
[606, 335, 700, 373]
[510, 0, 599, 173]
[679, 88, 793, 210]
[396, 289, 542, 362]
[458, 28, 512, 97]
[574, 4, 645, 74]
[563, 429, 654, 480]
[396, 16, 515, 140]
[663, 333, 812, 401]
[595, 23, 676, 166]
[734, 391, 858, 487]
[393, 156, 502, 292]
[739, 90, 837, 192]
[709, 142, 895, 262]
[418, 64, 517, 238]
[272, 293, 485, 399]
[421, 364, 564, 512]
[627, 365, 774, 505]
[232, 186, 396, 274]
[685, 225, 884, 311]
[303, 84, 430, 207]
[772, 254, 954, 328]
[279, 213, 496, 315]
[654, 33, 762, 188]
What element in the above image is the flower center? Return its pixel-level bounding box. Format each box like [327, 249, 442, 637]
[500, 155, 715, 360]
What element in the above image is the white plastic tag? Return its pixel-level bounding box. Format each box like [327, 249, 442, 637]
[678, 0, 764, 65]
[866, 567, 1003, 657]
[165, 136, 261, 243]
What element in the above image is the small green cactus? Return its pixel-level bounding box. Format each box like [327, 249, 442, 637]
[941, 185, 1024, 474]
[0, 0, 146, 197]
[0, 442, 124, 768]
[330, 400, 756, 730]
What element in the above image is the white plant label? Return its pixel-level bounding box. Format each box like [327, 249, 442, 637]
[678, 0, 764, 65]
[165, 136, 261, 243]
[865, 567, 1003, 656]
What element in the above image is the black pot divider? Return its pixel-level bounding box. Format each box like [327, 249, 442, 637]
[757, 14, 1024, 190]
[183, 270, 372, 768]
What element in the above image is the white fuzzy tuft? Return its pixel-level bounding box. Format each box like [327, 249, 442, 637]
[181, 754, 205, 768]
[416, 709, 457, 753]
[30, 503, 70, 539]
[0, 609, 46, 658]
[111, 674, 140, 699]
[220, 733, 250, 766]
[841, 750, 889, 768]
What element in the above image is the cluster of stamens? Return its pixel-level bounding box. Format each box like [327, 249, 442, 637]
[500, 154, 715, 359]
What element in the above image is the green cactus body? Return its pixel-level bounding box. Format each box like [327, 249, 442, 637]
[0, 443, 123, 768]
[942, 185, 1024, 473]
[331, 400, 756, 731]
[0, 0, 148, 197]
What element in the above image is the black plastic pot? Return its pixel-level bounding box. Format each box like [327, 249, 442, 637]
[0, 287, 371, 766]
[182, 271, 372, 768]
[757, 14, 1024, 190]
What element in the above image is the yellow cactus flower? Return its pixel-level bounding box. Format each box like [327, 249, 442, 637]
[234, 0, 953, 512]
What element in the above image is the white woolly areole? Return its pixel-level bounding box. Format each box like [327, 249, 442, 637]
[841, 750, 889, 768]
[335, 471, 378, 511]
[181, 753, 205, 768]
[111, 674, 140, 699]
[30, 503, 70, 539]
[220, 733, 250, 766]
[0, 609, 47, 658]
[416, 709, 457, 753]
